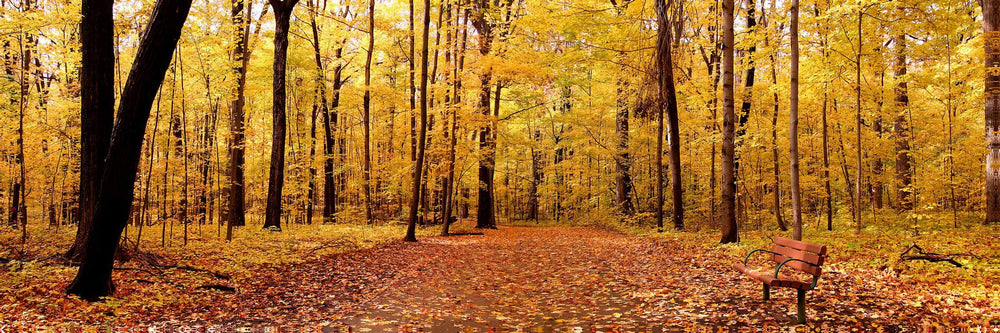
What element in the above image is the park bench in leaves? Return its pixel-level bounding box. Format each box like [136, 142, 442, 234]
[732, 237, 828, 324]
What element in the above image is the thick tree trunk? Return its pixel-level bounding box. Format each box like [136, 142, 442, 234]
[614, 53, 634, 216]
[893, 34, 912, 212]
[226, 0, 251, 240]
[985, 0, 1000, 224]
[472, 2, 496, 229]
[789, 0, 802, 240]
[66, 0, 193, 301]
[405, 0, 431, 242]
[68, 0, 115, 262]
[720, 0, 738, 243]
[263, 0, 299, 231]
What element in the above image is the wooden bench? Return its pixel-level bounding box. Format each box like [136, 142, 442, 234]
[732, 237, 828, 324]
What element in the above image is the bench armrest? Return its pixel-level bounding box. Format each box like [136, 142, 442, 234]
[743, 249, 779, 265]
[775, 258, 822, 289]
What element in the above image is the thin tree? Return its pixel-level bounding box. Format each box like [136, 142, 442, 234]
[67, 0, 194, 301]
[789, 0, 802, 240]
[405, 0, 431, 242]
[720, 0, 738, 243]
[362, 0, 375, 224]
[263, 0, 300, 231]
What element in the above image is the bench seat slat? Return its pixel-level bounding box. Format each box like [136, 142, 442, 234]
[732, 263, 814, 291]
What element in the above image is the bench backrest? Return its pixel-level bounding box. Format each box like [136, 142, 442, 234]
[769, 237, 827, 276]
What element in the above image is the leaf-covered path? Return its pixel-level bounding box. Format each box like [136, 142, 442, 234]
[310, 226, 984, 330]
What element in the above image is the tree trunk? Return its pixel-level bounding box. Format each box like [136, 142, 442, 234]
[226, 0, 251, 240]
[853, 8, 863, 233]
[362, 0, 375, 224]
[893, 34, 912, 212]
[66, 0, 193, 301]
[614, 58, 634, 216]
[763, 5, 787, 231]
[789, 0, 802, 240]
[986, 0, 1000, 224]
[735, 0, 755, 193]
[442, 8, 468, 235]
[655, 0, 683, 231]
[263, 0, 299, 231]
[405, 0, 431, 242]
[720, 0, 738, 243]
[68, 0, 115, 262]
[472, 1, 496, 229]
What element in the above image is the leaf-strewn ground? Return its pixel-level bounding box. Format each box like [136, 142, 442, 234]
[1, 221, 997, 330]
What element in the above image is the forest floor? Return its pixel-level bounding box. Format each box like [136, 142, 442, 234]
[1, 219, 997, 330]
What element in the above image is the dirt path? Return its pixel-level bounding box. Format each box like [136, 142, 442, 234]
[144, 224, 984, 330]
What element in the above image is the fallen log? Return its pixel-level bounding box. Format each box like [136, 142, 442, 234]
[899, 244, 975, 268]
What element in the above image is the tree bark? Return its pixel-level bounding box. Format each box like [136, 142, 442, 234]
[655, 0, 683, 231]
[985, 0, 1000, 224]
[362, 0, 375, 224]
[66, 0, 193, 301]
[720, 0, 738, 243]
[472, 0, 497, 229]
[263, 0, 299, 231]
[227, 0, 251, 240]
[68, 0, 115, 262]
[405, 0, 431, 242]
[892, 34, 913, 212]
[614, 52, 634, 216]
[789, 0, 802, 240]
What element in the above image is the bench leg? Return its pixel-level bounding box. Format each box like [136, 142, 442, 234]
[762, 283, 770, 300]
[796, 289, 806, 324]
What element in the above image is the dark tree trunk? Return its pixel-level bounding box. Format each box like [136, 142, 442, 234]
[614, 53, 634, 216]
[263, 0, 299, 231]
[893, 34, 913, 212]
[472, 1, 496, 229]
[66, 0, 193, 301]
[735, 0, 755, 187]
[720, 0, 738, 243]
[67, 0, 115, 263]
[226, 0, 251, 240]
[362, 0, 375, 224]
[984, 0, 1000, 224]
[656, 0, 683, 231]
[405, 0, 431, 242]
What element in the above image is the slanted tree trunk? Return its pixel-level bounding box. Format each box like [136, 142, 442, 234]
[655, 0, 683, 231]
[720, 0, 738, 243]
[263, 0, 299, 231]
[226, 0, 251, 240]
[66, 0, 194, 301]
[442, 8, 468, 235]
[789, 0, 802, 240]
[405, 0, 431, 242]
[735, 0, 755, 202]
[763, 6, 787, 231]
[67, 0, 115, 262]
